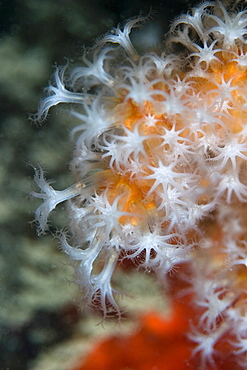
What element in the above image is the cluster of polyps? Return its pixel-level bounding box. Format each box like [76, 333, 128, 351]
[33, 1, 247, 366]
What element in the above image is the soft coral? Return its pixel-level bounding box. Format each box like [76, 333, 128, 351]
[71, 296, 238, 370]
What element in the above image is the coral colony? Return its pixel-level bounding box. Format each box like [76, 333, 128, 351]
[33, 1, 247, 367]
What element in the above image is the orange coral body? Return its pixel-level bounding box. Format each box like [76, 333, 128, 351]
[72, 298, 238, 370]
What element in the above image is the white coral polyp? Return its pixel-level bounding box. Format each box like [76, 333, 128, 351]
[33, 2, 247, 367]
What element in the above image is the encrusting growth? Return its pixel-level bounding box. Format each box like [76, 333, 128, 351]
[33, 2, 247, 367]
